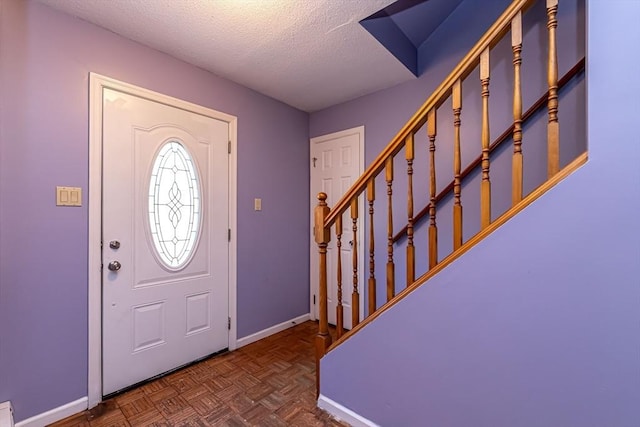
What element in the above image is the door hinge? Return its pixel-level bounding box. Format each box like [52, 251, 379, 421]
[228, 141, 231, 154]
[228, 229, 231, 242]
[228, 317, 231, 330]
[313, 295, 316, 305]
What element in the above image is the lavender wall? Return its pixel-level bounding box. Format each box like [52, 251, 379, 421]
[320, 1, 640, 425]
[0, 0, 309, 421]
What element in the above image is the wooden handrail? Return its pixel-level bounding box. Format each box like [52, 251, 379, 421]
[392, 56, 585, 242]
[322, 0, 536, 229]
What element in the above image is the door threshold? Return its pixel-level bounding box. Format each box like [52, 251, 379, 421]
[102, 347, 229, 400]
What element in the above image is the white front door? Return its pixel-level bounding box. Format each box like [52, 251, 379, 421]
[310, 127, 364, 330]
[101, 88, 229, 395]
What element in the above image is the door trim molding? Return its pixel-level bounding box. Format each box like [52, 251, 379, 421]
[309, 126, 365, 323]
[88, 73, 238, 408]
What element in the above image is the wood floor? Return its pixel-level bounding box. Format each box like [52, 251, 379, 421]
[51, 321, 348, 427]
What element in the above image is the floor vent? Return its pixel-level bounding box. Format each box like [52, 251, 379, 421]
[0, 402, 14, 427]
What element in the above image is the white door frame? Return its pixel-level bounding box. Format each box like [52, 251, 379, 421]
[309, 126, 365, 324]
[88, 73, 238, 408]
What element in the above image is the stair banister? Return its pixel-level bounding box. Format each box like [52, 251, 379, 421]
[313, 0, 588, 399]
[313, 192, 332, 395]
[320, 0, 535, 230]
[315, 0, 536, 359]
[391, 57, 585, 243]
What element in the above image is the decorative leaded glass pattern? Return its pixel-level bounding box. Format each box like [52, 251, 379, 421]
[148, 141, 201, 269]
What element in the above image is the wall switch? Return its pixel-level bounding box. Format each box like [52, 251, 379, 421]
[56, 186, 82, 207]
[254, 198, 262, 211]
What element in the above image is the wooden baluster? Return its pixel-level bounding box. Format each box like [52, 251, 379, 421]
[452, 80, 463, 250]
[350, 198, 360, 328]
[512, 11, 524, 205]
[480, 48, 492, 229]
[406, 134, 415, 285]
[367, 179, 376, 315]
[314, 192, 332, 396]
[335, 216, 344, 338]
[385, 157, 395, 301]
[427, 109, 438, 269]
[547, 0, 560, 177]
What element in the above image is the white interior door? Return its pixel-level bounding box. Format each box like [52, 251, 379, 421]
[102, 88, 229, 395]
[310, 127, 364, 330]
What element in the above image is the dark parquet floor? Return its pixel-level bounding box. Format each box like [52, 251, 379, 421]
[50, 321, 348, 427]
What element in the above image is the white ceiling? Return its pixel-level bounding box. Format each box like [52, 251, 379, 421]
[37, 0, 418, 112]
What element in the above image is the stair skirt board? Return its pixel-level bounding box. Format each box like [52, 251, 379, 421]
[318, 394, 380, 427]
[13, 397, 87, 427]
[236, 313, 310, 348]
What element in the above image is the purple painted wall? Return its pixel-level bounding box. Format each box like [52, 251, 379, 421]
[0, 0, 309, 421]
[319, 1, 640, 425]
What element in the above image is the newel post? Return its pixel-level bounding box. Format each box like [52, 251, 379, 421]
[314, 192, 332, 396]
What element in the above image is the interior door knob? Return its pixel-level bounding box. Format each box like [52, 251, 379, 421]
[108, 261, 122, 271]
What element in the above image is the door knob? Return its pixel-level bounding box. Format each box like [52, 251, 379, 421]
[108, 261, 122, 271]
[109, 240, 121, 249]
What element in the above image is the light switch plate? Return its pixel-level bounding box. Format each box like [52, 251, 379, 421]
[254, 198, 262, 211]
[56, 186, 82, 207]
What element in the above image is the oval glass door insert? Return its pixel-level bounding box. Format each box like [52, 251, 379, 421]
[148, 141, 202, 270]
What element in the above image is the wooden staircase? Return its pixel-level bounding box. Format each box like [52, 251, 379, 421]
[313, 0, 587, 394]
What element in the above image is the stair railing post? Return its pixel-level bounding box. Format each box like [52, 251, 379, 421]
[367, 179, 377, 316]
[350, 198, 360, 328]
[512, 11, 524, 205]
[546, 0, 560, 177]
[335, 216, 344, 338]
[385, 157, 395, 301]
[405, 134, 416, 285]
[452, 79, 463, 250]
[427, 108, 438, 269]
[480, 48, 492, 229]
[314, 192, 332, 396]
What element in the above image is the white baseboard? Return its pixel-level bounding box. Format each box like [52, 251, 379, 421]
[15, 397, 87, 427]
[318, 394, 379, 427]
[0, 402, 14, 427]
[236, 313, 310, 348]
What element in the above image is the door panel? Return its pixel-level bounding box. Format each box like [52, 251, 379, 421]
[310, 128, 363, 330]
[102, 88, 229, 395]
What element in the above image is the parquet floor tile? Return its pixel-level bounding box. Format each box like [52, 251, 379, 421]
[49, 321, 349, 427]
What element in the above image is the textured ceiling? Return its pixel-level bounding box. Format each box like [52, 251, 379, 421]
[36, 0, 421, 112]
